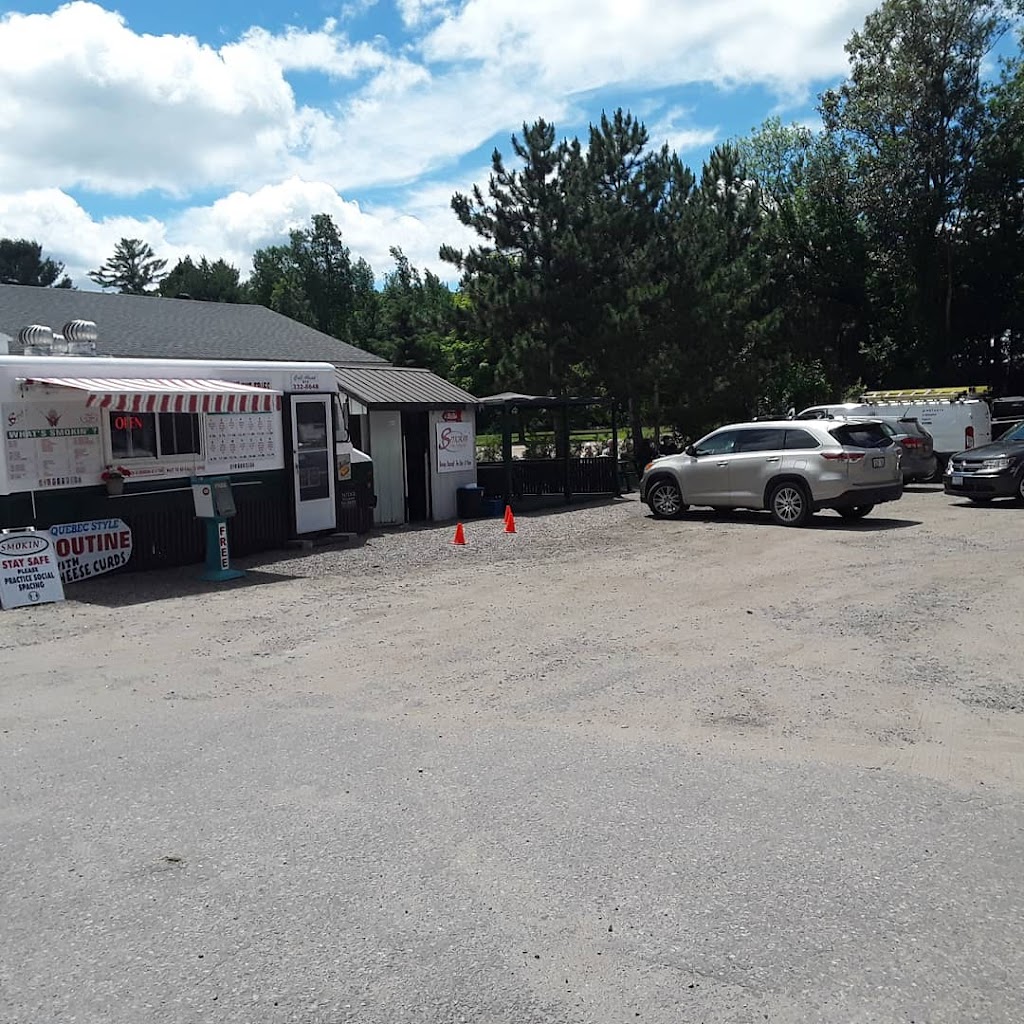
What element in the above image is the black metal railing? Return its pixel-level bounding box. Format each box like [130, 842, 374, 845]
[477, 457, 618, 500]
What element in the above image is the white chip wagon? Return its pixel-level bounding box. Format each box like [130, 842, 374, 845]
[0, 349, 352, 572]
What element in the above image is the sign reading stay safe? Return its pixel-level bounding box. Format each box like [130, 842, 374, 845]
[0, 531, 66, 610]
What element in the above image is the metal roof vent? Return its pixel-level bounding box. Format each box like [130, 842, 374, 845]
[18, 324, 54, 356]
[62, 319, 98, 356]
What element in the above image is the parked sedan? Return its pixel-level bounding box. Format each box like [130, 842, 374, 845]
[944, 421, 1024, 502]
[640, 419, 903, 526]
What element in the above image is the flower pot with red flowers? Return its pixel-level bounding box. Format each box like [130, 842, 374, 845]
[101, 465, 132, 496]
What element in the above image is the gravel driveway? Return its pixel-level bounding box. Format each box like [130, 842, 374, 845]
[2, 487, 1023, 1023]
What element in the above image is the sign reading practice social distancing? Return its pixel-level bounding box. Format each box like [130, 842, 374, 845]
[0, 531, 66, 609]
[48, 519, 133, 584]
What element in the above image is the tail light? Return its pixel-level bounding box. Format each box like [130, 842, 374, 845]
[965, 426, 975, 449]
[821, 451, 865, 463]
[901, 437, 923, 450]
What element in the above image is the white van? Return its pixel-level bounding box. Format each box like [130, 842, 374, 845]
[797, 388, 992, 470]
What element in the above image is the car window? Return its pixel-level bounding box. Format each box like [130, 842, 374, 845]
[784, 429, 820, 450]
[830, 423, 893, 448]
[694, 430, 740, 456]
[795, 408, 827, 420]
[735, 428, 787, 452]
[897, 418, 928, 436]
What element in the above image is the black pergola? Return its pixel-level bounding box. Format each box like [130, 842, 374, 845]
[476, 392, 620, 508]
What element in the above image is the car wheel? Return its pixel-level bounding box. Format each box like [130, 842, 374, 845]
[768, 481, 812, 527]
[647, 479, 687, 519]
[838, 505, 874, 520]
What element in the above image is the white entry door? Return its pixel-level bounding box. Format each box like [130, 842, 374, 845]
[290, 395, 337, 534]
[369, 410, 405, 525]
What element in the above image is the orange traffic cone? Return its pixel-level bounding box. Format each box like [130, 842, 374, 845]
[452, 522, 467, 545]
[504, 508, 517, 534]
[503, 504, 513, 526]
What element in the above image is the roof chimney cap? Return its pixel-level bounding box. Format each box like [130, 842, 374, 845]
[18, 324, 54, 354]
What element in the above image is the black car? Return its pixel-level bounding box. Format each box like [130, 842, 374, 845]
[944, 421, 1024, 502]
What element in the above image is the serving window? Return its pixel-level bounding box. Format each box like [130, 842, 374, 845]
[108, 411, 201, 460]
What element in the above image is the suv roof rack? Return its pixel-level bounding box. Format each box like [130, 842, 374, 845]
[861, 386, 990, 402]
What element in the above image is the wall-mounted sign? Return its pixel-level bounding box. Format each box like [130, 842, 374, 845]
[436, 421, 475, 473]
[3, 403, 103, 490]
[0, 531, 66, 609]
[288, 372, 322, 393]
[442, 409, 464, 422]
[204, 411, 282, 473]
[48, 519, 133, 583]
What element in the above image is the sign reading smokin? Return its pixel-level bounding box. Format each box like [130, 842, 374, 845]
[436, 420, 475, 473]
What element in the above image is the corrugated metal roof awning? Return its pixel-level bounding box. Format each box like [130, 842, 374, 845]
[335, 365, 476, 408]
[21, 376, 281, 413]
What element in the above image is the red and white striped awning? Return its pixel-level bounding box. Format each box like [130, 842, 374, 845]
[20, 377, 281, 413]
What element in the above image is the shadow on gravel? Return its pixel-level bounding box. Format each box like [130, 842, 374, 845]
[653, 510, 922, 531]
[65, 567, 303, 608]
[514, 495, 636, 518]
[379, 494, 635, 532]
[948, 499, 1022, 511]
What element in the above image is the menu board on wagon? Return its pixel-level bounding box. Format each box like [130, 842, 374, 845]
[203, 412, 282, 474]
[3, 404, 103, 490]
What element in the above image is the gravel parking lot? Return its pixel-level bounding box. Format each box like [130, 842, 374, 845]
[2, 486, 1024, 1023]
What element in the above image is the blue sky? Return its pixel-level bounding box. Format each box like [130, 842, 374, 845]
[0, 0, 885, 288]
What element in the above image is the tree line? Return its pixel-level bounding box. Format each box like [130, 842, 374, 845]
[5, 0, 1024, 443]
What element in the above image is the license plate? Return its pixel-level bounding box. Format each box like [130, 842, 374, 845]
[872, 456, 885, 468]
[952, 475, 963, 486]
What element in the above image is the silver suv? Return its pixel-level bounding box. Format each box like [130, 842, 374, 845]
[640, 420, 903, 526]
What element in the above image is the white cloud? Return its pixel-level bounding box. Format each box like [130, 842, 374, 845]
[171, 177, 480, 281]
[0, 179, 480, 289]
[422, 0, 874, 93]
[0, 0, 872, 201]
[0, 2, 391, 196]
[644, 107, 719, 159]
[0, 188, 174, 285]
[397, 0, 455, 30]
[231, 23, 388, 78]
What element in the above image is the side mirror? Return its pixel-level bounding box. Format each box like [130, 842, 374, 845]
[684, 444, 697, 457]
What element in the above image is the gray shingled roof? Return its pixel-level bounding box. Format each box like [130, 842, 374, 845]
[0, 284, 385, 365]
[335, 365, 477, 408]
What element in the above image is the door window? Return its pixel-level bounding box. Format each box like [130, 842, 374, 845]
[694, 430, 740, 456]
[295, 401, 328, 450]
[735, 428, 786, 452]
[298, 450, 331, 501]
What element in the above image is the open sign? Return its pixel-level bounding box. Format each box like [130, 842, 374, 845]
[112, 414, 146, 431]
